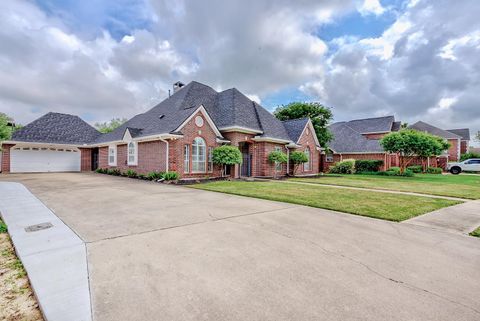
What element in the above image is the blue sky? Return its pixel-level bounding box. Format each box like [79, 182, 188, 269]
[1, 0, 479, 143]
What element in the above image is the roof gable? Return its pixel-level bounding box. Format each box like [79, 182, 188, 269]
[345, 116, 395, 134]
[447, 128, 470, 140]
[409, 121, 461, 139]
[328, 122, 384, 153]
[11, 112, 100, 145]
[282, 118, 309, 143]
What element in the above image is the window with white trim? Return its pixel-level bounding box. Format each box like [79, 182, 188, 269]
[274, 146, 283, 172]
[208, 147, 213, 172]
[192, 137, 206, 172]
[326, 152, 334, 162]
[184, 145, 190, 173]
[304, 147, 311, 171]
[108, 145, 117, 166]
[127, 141, 137, 165]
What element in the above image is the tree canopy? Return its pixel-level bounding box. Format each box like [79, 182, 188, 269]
[274, 102, 333, 148]
[0, 113, 21, 142]
[380, 129, 450, 172]
[94, 118, 128, 133]
[289, 151, 308, 175]
[268, 151, 288, 178]
[212, 145, 242, 177]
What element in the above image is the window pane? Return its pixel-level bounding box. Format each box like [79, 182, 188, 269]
[192, 137, 206, 172]
[184, 145, 189, 173]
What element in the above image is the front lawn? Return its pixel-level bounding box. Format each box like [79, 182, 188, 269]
[291, 174, 480, 200]
[191, 181, 460, 221]
[470, 227, 480, 237]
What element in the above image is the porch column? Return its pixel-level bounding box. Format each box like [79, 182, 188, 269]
[1, 144, 15, 173]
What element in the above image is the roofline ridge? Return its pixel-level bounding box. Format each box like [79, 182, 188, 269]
[348, 115, 395, 122]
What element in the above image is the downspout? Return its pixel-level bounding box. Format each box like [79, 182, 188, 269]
[285, 145, 290, 176]
[159, 138, 169, 172]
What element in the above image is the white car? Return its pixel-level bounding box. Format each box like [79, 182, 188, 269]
[448, 159, 480, 174]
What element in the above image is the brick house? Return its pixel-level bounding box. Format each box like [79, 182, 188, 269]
[323, 116, 401, 171]
[1, 81, 320, 178]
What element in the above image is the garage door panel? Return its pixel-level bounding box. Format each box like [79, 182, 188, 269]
[11, 148, 81, 173]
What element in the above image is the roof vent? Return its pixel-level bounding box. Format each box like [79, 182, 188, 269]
[173, 81, 185, 93]
[159, 115, 165, 119]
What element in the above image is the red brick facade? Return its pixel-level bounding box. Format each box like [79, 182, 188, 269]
[447, 138, 460, 161]
[460, 140, 468, 155]
[1, 144, 15, 173]
[363, 133, 388, 140]
[294, 125, 320, 175]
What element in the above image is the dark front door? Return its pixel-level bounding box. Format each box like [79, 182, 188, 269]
[91, 148, 99, 171]
[239, 143, 252, 177]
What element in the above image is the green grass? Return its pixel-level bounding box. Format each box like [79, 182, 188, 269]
[0, 219, 7, 233]
[291, 174, 480, 199]
[191, 181, 460, 222]
[470, 227, 480, 237]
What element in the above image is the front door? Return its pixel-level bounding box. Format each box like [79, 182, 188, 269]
[91, 148, 99, 171]
[239, 143, 251, 177]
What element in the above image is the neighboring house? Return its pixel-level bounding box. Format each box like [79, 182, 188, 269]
[446, 128, 470, 155]
[325, 116, 401, 170]
[408, 121, 467, 161]
[1, 81, 320, 177]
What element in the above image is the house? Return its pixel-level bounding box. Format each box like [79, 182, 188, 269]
[1, 81, 320, 177]
[408, 121, 469, 161]
[446, 128, 470, 155]
[324, 116, 401, 170]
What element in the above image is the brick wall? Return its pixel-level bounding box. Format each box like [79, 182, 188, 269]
[223, 132, 256, 177]
[98, 140, 167, 175]
[363, 133, 387, 140]
[293, 126, 320, 175]
[447, 139, 460, 161]
[170, 110, 223, 178]
[79, 148, 92, 171]
[0, 144, 14, 173]
[460, 140, 468, 155]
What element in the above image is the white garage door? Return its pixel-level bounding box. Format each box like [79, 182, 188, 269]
[11, 147, 81, 173]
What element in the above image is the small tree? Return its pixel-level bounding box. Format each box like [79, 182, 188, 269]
[380, 130, 450, 173]
[94, 118, 128, 133]
[268, 151, 288, 179]
[289, 151, 308, 175]
[0, 113, 13, 141]
[212, 145, 242, 177]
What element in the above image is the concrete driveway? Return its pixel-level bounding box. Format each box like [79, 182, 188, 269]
[1, 173, 480, 321]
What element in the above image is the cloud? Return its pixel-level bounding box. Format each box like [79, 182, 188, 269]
[358, 0, 386, 16]
[302, 0, 480, 143]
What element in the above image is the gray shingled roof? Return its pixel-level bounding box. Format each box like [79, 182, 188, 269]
[12, 112, 100, 145]
[346, 116, 395, 133]
[282, 118, 309, 143]
[409, 121, 461, 139]
[447, 128, 470, 141]
[328, 122, 384, 153]
[95, 81, 293, 144]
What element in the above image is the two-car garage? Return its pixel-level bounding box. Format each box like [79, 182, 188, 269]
[9, 145, 81, 173]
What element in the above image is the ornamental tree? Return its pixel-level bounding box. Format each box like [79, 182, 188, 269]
[212, 145, 242, 177]
[380, 129, 450, 173]
[289, 151, 308, 175]
[274, 102, 333, 148]
[94, 118, 128, 133]
[268, 151, 288, 179]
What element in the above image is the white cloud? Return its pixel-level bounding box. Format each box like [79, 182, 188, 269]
[358, 0, 386, 16]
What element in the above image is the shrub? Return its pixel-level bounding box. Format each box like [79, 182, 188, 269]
[95, 168, 106, 174]
[289, 151, 309, 175]
[355, 160, 383, 172]
[106, 169, 116, 175]
[387, 166, 401, 172]
[138, 174, 146, 180]
[460, 152, 480, 162]
[163, 171, 178, 181]
[111, 168, 121, 176]
[125, 169, 138, 178]
[0, 220, 7, 233]
[377, 169, 414, 177]
[329, 159, 355, 174]
[212, 146, 242, 177]
[426, 167, 442, 174]
[407, 165, 423, 173]
[147, 171, 164, 180]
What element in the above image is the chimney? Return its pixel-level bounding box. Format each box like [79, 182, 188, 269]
[173, 81, 185, 93]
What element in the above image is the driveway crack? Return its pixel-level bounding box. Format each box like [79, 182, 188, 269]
[226, 219, 480, 316]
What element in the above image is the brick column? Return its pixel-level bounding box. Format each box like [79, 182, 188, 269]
[79, 148, 92, 171]
[1, 144, 15, 173]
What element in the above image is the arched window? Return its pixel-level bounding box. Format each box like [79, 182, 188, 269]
[303, 147, 311, 171]
[192, 137, 206, 172]
[128, 141, 137, 165]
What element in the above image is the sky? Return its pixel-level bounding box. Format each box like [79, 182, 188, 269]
[1, 0, 479, 145]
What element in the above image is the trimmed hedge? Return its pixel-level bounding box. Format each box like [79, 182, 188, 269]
[355, 160, 383, 172]
[330, 159, 355, 174]
[460, 152, 480, 162]
[407, 165, 423, 173]
[426, 167, 442, 174]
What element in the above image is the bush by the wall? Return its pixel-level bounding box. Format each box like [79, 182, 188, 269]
[125, 169, 138, 178]
[329, 159, 356, 174]
[426, 167, 442, 174]
[407, 165, 423, 173]
[147, 171, 164, 180]
[460, 152, 480, 162]
[355, 160, 383, 173]
[95, 168, 106, 174]
[377, 169, 414, 177]
[163, 171, 179, 181]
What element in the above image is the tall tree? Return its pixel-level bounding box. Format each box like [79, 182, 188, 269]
[94, 118, 128, 134]
[0, 113, 16, 141]
[274, 102, 333, 148]
[380, 129, 450, 173]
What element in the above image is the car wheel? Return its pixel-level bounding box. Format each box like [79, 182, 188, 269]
[450, 167, 461, 175]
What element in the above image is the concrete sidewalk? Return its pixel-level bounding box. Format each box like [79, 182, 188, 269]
[403, 200, 480, 234]
[0, 182, 91, 321]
